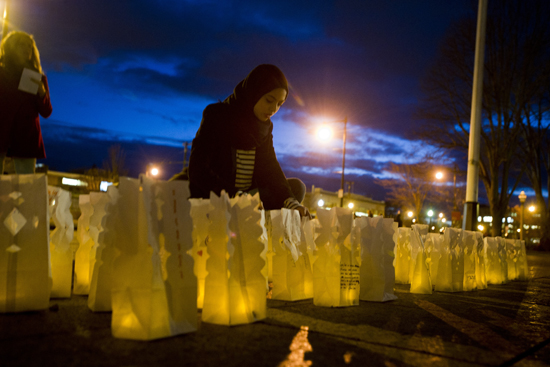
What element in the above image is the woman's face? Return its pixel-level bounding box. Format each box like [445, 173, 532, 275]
[13, 38, 33, 65]
[253, 88, 287, 121]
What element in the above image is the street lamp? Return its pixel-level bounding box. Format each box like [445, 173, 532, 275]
[2, 0, 9, 41]
[518, 191, 527, 240]
[316, 116, 348, 207]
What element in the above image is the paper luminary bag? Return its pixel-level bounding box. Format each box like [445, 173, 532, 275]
[394, 227, 411, 284]
[409, 224, 432, 294]
[462, 230, 477, 291]
[268, 209, 313, 301]
[516, 240, 529, 281]
[202, 192, 266, 326]
[48, 186, 74, 298]
[357, 216, 398, 302]
[474, 231, 487, 290]
[505, 239, 525, 281]
[111, 177, 197, 340]
[189, 198, 211, 309]
[425, 233, 442, 287]
[0, 174, 51, 313]
[434, 228, 464, 292]
[88, 186, 120, 312]
[484, 237, 509, 285]
[313, 207, 360, 307]
[73, 194, 93, 295]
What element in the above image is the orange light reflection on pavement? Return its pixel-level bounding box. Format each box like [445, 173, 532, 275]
[278, 326, 313, 367]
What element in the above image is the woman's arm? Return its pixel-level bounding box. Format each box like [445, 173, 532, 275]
[36, 75, 52, 118]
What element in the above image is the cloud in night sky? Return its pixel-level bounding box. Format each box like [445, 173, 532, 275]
[5, 0, 475, 200]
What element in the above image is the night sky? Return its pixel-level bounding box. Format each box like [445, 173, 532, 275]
[5, 0, 475, 200]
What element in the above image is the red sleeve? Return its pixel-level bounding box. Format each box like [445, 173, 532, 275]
[37, 75, 52, 118]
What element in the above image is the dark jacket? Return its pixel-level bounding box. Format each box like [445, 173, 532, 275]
[188, 102, 294, 210]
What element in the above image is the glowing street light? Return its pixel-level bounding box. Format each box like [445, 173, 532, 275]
[407, 211, 413, 218]
[427, 210, 434, 217]
[435, 171, 444, 180]
[316, 125, 333, 141]
[348, 202, 354, 209]
[528, 205, 535, 213]
[317, 199, 325, 207]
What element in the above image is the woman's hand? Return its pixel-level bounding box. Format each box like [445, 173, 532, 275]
[30, 77, 47, 97]
[296, 205, 312, 219]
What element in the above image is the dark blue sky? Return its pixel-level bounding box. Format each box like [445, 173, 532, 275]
[7, 0, 476, 200]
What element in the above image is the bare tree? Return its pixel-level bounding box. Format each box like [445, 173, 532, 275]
[417, 0, 550, 236]
[103, 145, 128, 183]
[375, 155, 438, 223]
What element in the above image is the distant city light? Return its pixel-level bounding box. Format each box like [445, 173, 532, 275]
[61, 177, 87, 187]
[100, 181, 113, 192]
[439, 212, 443, 218]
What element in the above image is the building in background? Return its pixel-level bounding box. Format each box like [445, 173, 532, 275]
[303, 186, 385, 217]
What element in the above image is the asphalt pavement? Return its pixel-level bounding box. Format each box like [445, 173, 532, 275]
[1, 251, 549, 367]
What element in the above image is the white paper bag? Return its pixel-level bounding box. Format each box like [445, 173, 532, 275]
[484, 237, 508, 284]
[474, 232, 487, 289]
[516, 240, 529, 281]
[425, 233, 442, 288]
[357, 216, 397, 302]
[0, 174, 51, 312]
[505, 239, 521, 281]
[189, 198, 211, 309]
[88, 186, 120, 312]
[313, 207, 360, 307]
[202, 192, 266, 325]
[48, 186, 74, 298]
[434, 228, 464, 292]
[394, 227, 411, 284]
[462, 230, 477, 291]
[409, 224, 432, 294]
[74, 194, 93, 295]
[111, 177, 197, 340]
[269, 209, 313, 301]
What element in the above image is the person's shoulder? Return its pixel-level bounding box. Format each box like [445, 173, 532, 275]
[203, 102, 229, 118]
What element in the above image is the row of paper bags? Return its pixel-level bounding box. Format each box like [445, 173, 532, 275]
[394, 225, 529, 294]
[0, 174, 530, 341]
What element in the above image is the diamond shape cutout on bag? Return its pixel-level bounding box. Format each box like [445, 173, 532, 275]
[4, 208, 27, 236]
[6, 244, 21, 253]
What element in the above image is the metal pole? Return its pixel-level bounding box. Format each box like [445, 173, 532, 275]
[340, 117, 347, 207]
[463, 0, 488, 231]
[2, 0, 9, 41]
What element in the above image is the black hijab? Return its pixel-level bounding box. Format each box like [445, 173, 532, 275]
[223, 64, 288, 149]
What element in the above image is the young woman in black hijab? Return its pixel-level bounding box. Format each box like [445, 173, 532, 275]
[189, 64, 310, 217]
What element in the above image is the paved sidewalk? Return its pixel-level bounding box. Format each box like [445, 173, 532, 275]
[1, 251, 549, 367]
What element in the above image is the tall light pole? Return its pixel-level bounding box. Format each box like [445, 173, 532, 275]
[463, 0, 488, 231]
[519, 190, 526, 240]
[315, 116, 348, 207]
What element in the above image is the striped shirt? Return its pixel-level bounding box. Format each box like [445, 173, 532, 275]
[235, 148, 301, 211]
[235, 149, 256, 191]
